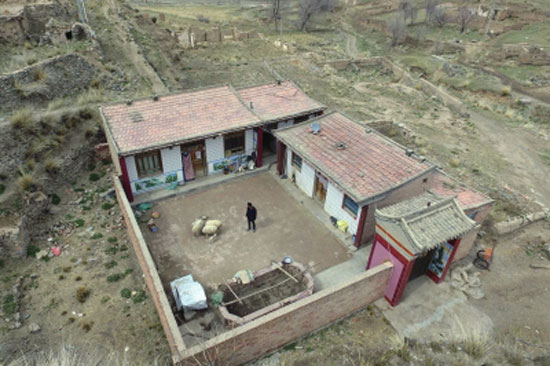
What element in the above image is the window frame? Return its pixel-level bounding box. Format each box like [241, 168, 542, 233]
[291, 152, 302, 172]
[223, 131, 246, 158]
[135, 150, 163, 179]
[342, 194, 359, 218]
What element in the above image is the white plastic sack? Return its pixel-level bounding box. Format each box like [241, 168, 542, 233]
[170, 275, 208, 311]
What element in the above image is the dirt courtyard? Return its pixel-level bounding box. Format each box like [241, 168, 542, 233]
[141, 172, 350, 291]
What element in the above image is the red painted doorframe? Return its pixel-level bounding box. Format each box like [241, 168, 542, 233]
[354, 205, 368, 248]
[277, 141, 286, 175]
[119, 157, 134, 202]
[255, 127, 264, 168]
[366, 233, 412, 306]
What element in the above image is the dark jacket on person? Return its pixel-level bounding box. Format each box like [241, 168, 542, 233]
[246, 206, 257, 221]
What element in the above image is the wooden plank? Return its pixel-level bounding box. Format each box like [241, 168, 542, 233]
[225, 280, 242, 304]
[271, 261, 299, 283]
[221, 278, 292, 307]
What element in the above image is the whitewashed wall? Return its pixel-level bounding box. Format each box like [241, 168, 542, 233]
[277, 119, 294, 129]
[324, 182, 359, 235]
[286, 149, 315, 198]
[160, 147, 184, 182]
[206, 136, 224, 174]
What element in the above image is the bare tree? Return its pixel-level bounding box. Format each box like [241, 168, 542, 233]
[387, 15, 406, 46]
[458, 6, 474, 33]
[432, 6, 447, 27]
[399, 0, 418, 25]
[298, 0, 335, 31]
[271, 0, 281, 31]
[425, 0, 438, 22]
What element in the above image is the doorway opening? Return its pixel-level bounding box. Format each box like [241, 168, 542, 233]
[181, 140, 206, 180]
[314, 172, 328, 204]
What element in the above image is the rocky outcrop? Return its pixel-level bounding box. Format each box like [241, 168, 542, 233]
[0, 53, 96, 111]
[0, 2, 74, 44]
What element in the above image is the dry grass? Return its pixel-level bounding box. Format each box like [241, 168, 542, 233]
[462, 333, 491, 360]
[10, 108, 34, 130]
[44, 158, 61, 175]
[17, 168, 36, 191]
[2, 342, 168, 366]
[33, 67, 47, 82]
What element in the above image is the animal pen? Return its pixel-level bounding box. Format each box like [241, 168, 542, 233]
[219, 261, 315, 327]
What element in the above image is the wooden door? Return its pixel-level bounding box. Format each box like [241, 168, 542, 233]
[315, 174, 327, 203]
[182, 141, 206, 178]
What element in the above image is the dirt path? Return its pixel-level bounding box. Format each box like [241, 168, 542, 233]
[467, 109, 550, 207]
[100, 0, 168, 95]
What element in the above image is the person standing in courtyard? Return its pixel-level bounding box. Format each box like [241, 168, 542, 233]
[246, 202, 257, 232]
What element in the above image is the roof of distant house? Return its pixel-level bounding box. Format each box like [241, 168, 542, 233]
[274, 112, 435, 204]
[430, 170, 492, 210]
[376, 192, 477, 253]
[237, 81, 325, 121]
[101, 85, 261, 155]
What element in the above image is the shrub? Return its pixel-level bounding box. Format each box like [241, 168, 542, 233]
[44, 158, 60, 174]
[0, 184, 5, 195]
[89, 173, 100, 182]
[120, 288, 131, 298]
[101, 296, 110, 304]
[197, 14, 210, 23]
[18, 172, 35, 191]
[81, 322, 92, 332]
[10, 108, 34, 130]
[501, 85, 512, 96]
[26, 159, 35, 171]
[51, 194, 61, 205]
[104, 260, 118, 269]
[3, 294, 16, 315]
[76, 287, 90, 303]
[87, 163, 96, 171]
[105, 247, 118, 255]
[79, 107, 95, 120]
[107, 237, 118, 243]
[101, 203, 114, 210]
[27, 244, 40, 257]
[33, 68, 46, 81]
[132, 290, 147, 303]
[106, 273, 123, 282]
[91, 233, 103, 240]
[74, 218, 85, 227]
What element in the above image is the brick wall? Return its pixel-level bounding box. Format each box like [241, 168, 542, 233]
[113, 177, 186, 362]
[177, 262, 393, 365]
[286, 149, 315, 198]
[161, 147, 184, 182]
[206, 136, 224, 174]
[454, 203, 493, 261]
[324, 182, 360, 236]
[362, 171, 433, 243]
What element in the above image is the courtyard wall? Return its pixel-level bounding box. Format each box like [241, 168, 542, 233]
[176, 262, 393, 365]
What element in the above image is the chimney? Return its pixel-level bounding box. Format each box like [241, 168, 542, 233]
[277, 79, 281, 85]
[126, 99, 133, 106]
[250, 101, 254, 109]
[153, 95, 159, 101]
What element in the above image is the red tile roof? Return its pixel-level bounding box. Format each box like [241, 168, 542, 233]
[275, 112, 434, 203]
[101, 85, 261, 155]
[237, 81, 325, 121]
[430, 171, 492, 210]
